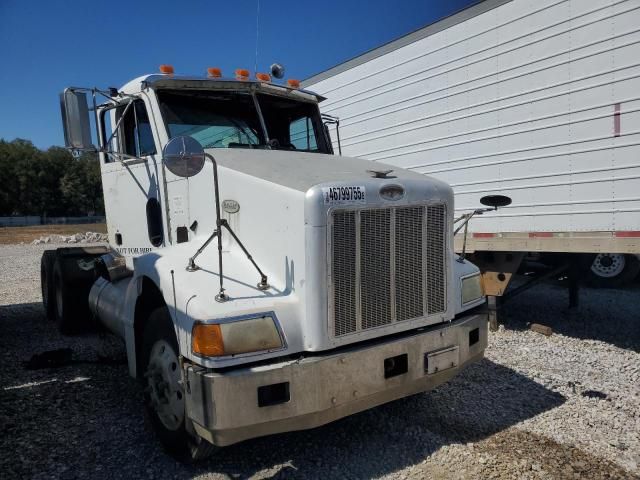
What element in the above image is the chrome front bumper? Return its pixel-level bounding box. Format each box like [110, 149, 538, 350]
[185, 313, 487, 447]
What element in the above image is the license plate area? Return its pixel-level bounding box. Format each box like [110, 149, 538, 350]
[424, 346, 459, 374]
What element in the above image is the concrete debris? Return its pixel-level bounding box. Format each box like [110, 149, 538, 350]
[530, 323, 553, 336]
[30, 232, 107, 245]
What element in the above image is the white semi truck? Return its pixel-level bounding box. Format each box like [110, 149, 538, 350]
[41, 65, 489, 460]
[303, 0, 640, 322]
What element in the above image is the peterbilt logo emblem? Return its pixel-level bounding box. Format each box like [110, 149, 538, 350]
[222, 199, 240, 213]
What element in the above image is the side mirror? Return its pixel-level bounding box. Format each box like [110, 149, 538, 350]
[480, 195, 512, 209]
[162, 136, 206, 178]
[60, 88, 95, 151]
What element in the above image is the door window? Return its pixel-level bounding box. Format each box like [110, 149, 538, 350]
[120, 100, 156, 157]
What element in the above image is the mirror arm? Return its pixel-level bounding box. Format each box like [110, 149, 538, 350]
[210, 152, 228, 302]
[220, 218, 269, 289]
[455, 195, 511, 263]
[454, 206, 497, 263]
[186, 230, 219, 273]
[457, 216, 471, 263]
[103, 150, 147, 165]
[322, 114, 342, 155]
[91, 90, 100, 151]
[104, 98, 134, 150]
[186, 153, 270, 301]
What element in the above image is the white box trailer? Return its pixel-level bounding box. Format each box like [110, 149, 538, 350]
[304, 0, 640, 296]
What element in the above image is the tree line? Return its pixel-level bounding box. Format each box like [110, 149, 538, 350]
[0, 139, 104, 217]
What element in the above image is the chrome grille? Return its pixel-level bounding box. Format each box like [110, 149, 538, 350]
[332, 210, 357, 336]
[329, 204, 447, 337]
[426, 204, 446, 315]
[395, 207, 424, 321]
[360, 209, 392, 329]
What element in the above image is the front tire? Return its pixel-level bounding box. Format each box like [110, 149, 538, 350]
[141, 307, 217, 461]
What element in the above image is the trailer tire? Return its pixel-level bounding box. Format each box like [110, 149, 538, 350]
[142, 307, 217, 462]
[41, 250, 57, 321]
[52, 259, 87, 334]
[586, 253, 640, 288]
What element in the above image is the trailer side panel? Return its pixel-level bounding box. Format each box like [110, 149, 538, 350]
[305, 0, 640, 250]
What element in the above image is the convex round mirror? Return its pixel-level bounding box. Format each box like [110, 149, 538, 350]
[480, 195, 512, 209]
[270, 63, 285, 79]
[162, 136, 205, 178]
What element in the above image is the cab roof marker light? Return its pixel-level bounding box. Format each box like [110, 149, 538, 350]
[235, 69, 250, 80]
[159, 64, 174, 75]
[207, 67, 222, 78]
[256, 72, 271, 82]
[287, 79, 300, 89]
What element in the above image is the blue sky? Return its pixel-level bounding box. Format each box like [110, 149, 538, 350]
[0, 0, 476, 149]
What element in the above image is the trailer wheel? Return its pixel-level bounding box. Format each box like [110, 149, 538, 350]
[40, 251, 56, 320]
[586, 253, 640, 288]
[52, 259, 87, 334]
[142, 307, 217, 462]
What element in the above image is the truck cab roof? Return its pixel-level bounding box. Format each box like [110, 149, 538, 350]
[119, 74, 325, 103]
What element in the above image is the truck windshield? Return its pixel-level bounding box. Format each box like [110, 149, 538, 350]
[157, 89, 330, 153]
[256, 93, 329, 153]
[157, 90, 265, 149]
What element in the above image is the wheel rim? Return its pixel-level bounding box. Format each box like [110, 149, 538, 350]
[146, 340, 184, 431]
[591, 253, 625, 278]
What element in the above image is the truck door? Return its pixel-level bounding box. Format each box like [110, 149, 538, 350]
[100, 98, 166, 259]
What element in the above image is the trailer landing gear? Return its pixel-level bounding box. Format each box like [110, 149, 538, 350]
[485, 259, 583, 331]
[470, 251, 586, 331]
[466, 252, 524, 331]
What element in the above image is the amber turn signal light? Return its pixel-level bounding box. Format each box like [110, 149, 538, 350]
[192, 324, 224, 357]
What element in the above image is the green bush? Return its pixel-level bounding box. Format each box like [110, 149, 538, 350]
[0, 139, 104, 216]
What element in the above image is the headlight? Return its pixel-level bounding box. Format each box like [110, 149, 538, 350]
[461, 273, 483, 305]
[192, 314, 284, 357]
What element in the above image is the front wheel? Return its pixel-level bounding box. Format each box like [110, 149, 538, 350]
[142, 307, 217, 461]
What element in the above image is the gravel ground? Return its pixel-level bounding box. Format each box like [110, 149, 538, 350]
[0, 243, 638, 479]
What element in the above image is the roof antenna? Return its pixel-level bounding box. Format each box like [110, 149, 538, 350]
[254, 0, 260, 75]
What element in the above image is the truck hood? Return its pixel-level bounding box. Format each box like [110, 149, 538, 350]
[208, 148, 430, 193]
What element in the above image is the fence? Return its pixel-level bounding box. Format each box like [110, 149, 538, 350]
[0, 216, 106, 227]
[0, 216, 41, 227]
